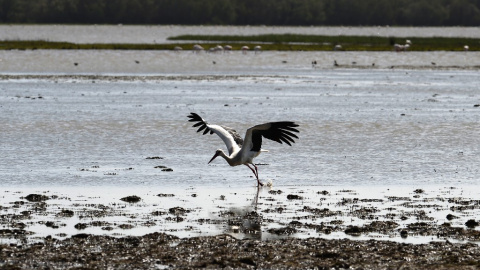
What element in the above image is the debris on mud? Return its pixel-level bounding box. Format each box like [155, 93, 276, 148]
[157, 193, 175, 197]
[154, 165, 173, 171]
[146, 156, 164, 159]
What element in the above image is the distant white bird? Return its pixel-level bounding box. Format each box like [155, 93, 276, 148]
[394, 44, 405, 52]
[254, 45, 262, 54]
[193, 44, 204, 53]
[394, 40, 411, 52]
[209, 45, 224, 53]
[464, 45, 469, 51]
[187, 113, 300, 186]
[241, 46, 249, 54]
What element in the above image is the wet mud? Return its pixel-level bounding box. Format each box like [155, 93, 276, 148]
[2, 232, 480, 269]
[1, 186, 480, 269]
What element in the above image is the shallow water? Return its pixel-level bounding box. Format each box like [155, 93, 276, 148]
[2, 185, 480, 245]
[1, 68, 480, 188]
[0, 50, 478, 74]
[1, 45, 480, 243]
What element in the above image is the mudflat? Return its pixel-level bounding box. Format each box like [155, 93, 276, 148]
[1, 186, 480, 269]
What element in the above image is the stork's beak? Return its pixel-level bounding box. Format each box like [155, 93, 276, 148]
[208, 152, 220, 164]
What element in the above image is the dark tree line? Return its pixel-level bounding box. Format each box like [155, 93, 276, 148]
[1, 0, 480, 26]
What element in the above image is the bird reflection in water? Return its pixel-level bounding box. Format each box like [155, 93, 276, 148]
[219, 187, 263, 240]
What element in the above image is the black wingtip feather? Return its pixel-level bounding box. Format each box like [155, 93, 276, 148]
[263, 121, 300, 146]
[188, 113, 212, 135]
[251, 121, 300, 151]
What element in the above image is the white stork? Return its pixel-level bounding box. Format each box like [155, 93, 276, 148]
[187, 113, 300, 186]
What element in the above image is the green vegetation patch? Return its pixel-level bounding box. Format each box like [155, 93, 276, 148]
[0, 40, 180, 50]
[169, 34, 390, 44]
[1, 34, 479, 51]
[169, 34, 480, 51]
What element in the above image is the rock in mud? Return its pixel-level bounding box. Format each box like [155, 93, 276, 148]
[56, 209, 75, 218]
[74, 223, 88, 230]
[168, 207, 190, 215]
[286, 194, 303, 200]
[446, 213, 458, 220]
[267, 227, 297, 235]
[465, 219, 479, 228]
[120, 195, 141, 203]
[344, 226, 362, 236]
[24, 194, 49, 202]
[0, 229, 31, 236]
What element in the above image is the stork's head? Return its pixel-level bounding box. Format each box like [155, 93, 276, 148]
[208, 149, 223, 164]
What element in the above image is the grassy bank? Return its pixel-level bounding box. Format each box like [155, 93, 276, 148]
[0, 40, 335, 51]
[169, 34, 479, 51]
[0, 40, 177, 50]
[0, 34, 478, 51]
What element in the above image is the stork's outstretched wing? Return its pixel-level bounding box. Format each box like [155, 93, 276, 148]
[243, 122, 299, 152]
[187, 113, 243, 155]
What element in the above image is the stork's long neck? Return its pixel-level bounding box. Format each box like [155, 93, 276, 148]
[219, 150, 241, 166]
[218, 150, 236, 166]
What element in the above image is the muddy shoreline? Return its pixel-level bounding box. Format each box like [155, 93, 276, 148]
[2, 232, 480, 269]
[1, 63, 480, 83]
[2, 186, 480, 269]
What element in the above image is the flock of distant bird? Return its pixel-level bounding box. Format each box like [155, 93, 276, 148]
[394, 39, 469, 52]
[172, 39, 471, 54]
[174, 44, 262, 54]
[68, 39, 471, 68]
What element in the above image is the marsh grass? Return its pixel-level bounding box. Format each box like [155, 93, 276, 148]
[169, 34, 479, 51]
[0, 40, 177, 50]
[1, 34, 478, 51]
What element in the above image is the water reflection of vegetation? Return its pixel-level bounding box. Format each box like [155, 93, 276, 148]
[1, 34, 478, 51]
[169, 34, 480, 51]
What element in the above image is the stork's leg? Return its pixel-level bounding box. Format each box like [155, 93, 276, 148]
[256, 179, 263, 186]
[245, 164, 263, 186]
[245, 164, 257, 178]
[252, 164, 259, 178]
[252, 164, 263, 186]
